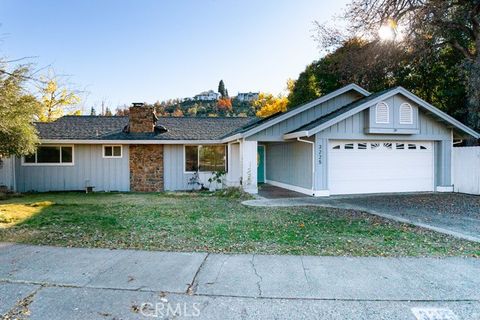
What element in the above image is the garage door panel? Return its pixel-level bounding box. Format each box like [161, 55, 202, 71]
[329, 141, 434, 195]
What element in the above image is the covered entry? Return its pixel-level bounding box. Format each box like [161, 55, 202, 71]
[328, 140, 434, 195]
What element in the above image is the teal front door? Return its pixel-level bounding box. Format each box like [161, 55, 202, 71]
[257, 145, 265, 183]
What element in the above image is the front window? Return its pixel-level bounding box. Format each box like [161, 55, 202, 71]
[103, 145, 122, 158]
[185, 145, 226, 172]
[23, 146, 73, 165]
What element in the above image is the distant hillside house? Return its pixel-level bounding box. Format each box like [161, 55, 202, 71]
[236, 92, 259, 102]
[194, 90, 220, 101]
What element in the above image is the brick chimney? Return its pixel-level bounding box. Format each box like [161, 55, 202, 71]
[129, 103, 158, 133]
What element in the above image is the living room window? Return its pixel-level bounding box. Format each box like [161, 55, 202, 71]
[23, 146, 74, 165]
[184, 145, 226, 172]
[103, 145, 122, 158]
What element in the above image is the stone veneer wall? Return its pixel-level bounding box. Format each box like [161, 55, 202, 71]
[129, 105, 156, 133]
[129, 145, 164, 192]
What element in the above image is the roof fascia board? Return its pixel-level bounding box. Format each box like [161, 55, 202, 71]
[221, 133, 243, 143]
[396, 87, 480, 139]
[283, 88, 403, 139]
[40, 139, 226, 145]
[284, 87, 480, 139]
[241, 84, 370, 139]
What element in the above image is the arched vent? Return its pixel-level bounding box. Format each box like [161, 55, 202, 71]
[399, 103, 413, 124]
[375, 102, 389, 124]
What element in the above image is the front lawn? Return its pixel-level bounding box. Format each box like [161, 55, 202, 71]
[0, 192, 478, 256]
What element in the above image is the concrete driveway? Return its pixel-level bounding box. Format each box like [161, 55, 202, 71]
[244, 192, 480, 242]
[1, 243, 480, 319]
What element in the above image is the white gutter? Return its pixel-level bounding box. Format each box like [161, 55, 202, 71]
[40, 139, 227, 145]
[297, 137, 315, 194]
[40, 134, 245, 145]
[11, 157, 16, 192]
[284, 131, 309, 140]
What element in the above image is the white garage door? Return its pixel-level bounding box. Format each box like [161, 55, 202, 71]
[329, 141, 434, 195]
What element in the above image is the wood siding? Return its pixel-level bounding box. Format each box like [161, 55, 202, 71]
[15, 145, 130, 192]
[163, 144, 194, 191]
[265, 141, 313, 189]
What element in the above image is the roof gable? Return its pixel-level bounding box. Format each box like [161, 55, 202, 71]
[238, 84, 370, 139]
[284, 87, 480, 139]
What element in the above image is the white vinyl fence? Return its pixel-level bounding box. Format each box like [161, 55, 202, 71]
[453, 146, 480, 195]
[0, 157, 15, 191]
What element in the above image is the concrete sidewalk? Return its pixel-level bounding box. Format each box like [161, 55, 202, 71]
[1, 243, 479, 319]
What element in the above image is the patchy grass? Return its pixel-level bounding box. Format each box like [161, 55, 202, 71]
[0, 201, 54, 226]
[0, 192, 479, 257]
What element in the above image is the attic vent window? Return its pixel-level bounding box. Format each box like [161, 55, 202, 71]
[375, 102, 390, 124]
[399, 103, 413, 124]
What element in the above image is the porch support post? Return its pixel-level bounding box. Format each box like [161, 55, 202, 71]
[241, 140, 258, 194]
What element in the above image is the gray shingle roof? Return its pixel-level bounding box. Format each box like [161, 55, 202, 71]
[35, 116, 257, 141]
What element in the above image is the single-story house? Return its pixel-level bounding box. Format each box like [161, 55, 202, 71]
[1, 84, 479, 196]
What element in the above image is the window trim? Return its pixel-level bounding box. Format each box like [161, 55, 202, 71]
[375, 102, 390, 124]
[21, 145, 75, 166]
[102, 145, 123, 159]
[183, 144, 227, 173]
[399, 103, 414, 124]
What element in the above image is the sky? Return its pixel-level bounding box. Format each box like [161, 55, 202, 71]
[0, 0, 349, 113]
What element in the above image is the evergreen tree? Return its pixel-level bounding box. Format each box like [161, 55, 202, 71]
[90, 107, 96, 116]
[218, 80, 227, 98]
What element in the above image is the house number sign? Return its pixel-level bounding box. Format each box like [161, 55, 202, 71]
[318, 144, 322, 165]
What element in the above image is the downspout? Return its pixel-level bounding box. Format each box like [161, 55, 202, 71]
[12, 157, 16, 192]
[297, 137, 315, 196]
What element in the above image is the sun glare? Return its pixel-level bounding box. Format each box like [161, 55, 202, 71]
[378, 25, 396, 41]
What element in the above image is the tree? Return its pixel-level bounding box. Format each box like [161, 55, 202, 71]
[289, 36, 468, 123]
[217, 97, 232, 112]
[218, 80, 228, 98]
[253, 93, 288, 118]
[115, 105, 129, 116]
[187, 106, 198, 117]
[288, 38, 410, 106]
[172, 108, 184, 117]
[0, 64, 40, 156]
[104, 107, 112, 116]
[38, 72, 80, 122]
[90, 107, 96, 116]
[343, 0, 480, 130]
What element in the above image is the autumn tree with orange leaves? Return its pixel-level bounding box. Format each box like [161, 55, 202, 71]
[217, 97, 232, 112]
